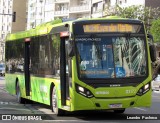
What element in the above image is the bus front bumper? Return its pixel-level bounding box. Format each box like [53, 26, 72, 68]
[72, 90, 151, 111]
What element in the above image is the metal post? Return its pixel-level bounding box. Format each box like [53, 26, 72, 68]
[90, 0, 92, 18]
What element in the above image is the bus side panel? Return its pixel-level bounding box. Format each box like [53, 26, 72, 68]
[30, 76, 59, 105]
[5, 74, 28, 100]
[5, 74, 19, 95]
[16, 74, 27, 99]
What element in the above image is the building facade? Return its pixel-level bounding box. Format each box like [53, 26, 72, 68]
[27, 0, 91, 29]
[0, 0, 27, 62]
[92, 0, 160, 17]
[26, 0, 160, 29]
[27, 0, 160, 30]
[11, 0, 27, 33]
[0, 0, 13, 62]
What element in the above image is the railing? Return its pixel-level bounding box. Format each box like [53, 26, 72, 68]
[54, 10, 69, 15]
[70, 5, 90, 12]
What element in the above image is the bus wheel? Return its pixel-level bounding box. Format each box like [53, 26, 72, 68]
[114, 109, 125, 113]
[16, 83, 25, 104]
[51, 86, 65, 116]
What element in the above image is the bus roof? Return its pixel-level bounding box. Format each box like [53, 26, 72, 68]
[6, 16, 142, 41]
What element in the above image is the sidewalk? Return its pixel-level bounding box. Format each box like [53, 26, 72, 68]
[0, 77, 44, 114]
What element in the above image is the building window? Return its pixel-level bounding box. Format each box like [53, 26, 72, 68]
[93, 1, 103, 13]
[45, 0, 54, 4]
[119, 1, 122, 5]
[55, 4, 68, 11]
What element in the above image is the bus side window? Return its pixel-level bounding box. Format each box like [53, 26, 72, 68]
[51, 34, 60, 76]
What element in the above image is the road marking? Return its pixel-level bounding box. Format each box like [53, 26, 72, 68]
[0, 107, 43, 112]
[134, 107, 147, 111]
[0, 101, 18, 105]
[152, 95, 159, 98]
[153, 91, 160, 93]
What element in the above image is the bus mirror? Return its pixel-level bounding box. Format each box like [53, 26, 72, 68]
[149, 44, 156, 62]
[147, 34, 153, 40]
[147, 34, 154, 43]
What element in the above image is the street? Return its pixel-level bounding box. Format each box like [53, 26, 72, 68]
[0, 77, 160, 123]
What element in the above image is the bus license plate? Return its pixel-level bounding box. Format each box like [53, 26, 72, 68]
[109, 104, 122, 108]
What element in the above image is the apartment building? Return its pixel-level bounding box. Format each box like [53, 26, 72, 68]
[27, 0, 91, 29]
[27, 0, 160, 29]
[0, 0, 13, 62]
[92, 0, 160, 17]
[0, 0, 27, 62]
[116, 0, 160, 8]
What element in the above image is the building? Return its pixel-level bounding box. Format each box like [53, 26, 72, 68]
[26, 0, 160, 29]
[145, 0, 160, 8]
[0, 0, 13, 62]
[92, 0, 160, 17]
[27, 0, 91, 29]
[29, 0, 157, 29]
[0, 0, 27, 62]
[11, 0, 27, 33]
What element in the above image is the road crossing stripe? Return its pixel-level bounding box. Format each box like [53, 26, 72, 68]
[134, 107, 147, 111]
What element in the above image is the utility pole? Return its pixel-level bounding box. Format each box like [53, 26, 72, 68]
[90, 0, 93, 18]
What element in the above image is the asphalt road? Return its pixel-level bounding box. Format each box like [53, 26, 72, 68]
[0, 76, 160, 123]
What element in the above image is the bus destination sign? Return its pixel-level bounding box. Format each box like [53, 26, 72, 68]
[83, 24, 141, 33]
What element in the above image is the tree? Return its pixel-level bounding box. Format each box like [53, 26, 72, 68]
[104, 5, 160, 32]
[150, 18, 160, 42]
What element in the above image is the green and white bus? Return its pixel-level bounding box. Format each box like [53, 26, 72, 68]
[5, 17, 155, 115]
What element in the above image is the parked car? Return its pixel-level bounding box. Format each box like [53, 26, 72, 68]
[0, 63, 5, 76]
[152, 75, 160, 91]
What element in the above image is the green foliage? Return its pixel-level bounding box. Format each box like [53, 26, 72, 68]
[150, 18, 160, 42]
[116, 5, 142, 19]
[104, 5, 160, 32]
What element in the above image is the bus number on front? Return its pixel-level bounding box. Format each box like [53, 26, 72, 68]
[125, 89, 136, 94]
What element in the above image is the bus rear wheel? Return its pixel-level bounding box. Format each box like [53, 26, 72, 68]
[114, 109, 125, 113]
[51, 86, 65, 116]
[16, 83, 25, 104]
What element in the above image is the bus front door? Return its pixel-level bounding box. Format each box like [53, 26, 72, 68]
[60, 36, 71, 106]
[24, 39, 31, 96]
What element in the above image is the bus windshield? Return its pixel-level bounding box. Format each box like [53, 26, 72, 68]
[75, 35, 146, 79]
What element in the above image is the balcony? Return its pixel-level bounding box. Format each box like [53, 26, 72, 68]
[91, 11, 103, 18]
[45, 4, 54, 11]
[54, 10, 69, 17]
[70, 5, 90, 13]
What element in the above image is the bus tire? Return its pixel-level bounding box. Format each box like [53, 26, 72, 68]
[51, 86, 65, 116]
[16, 82, 25, 104]
[114, 109, 125, 113]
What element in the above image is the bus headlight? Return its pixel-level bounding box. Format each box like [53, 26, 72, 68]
[75, 84, 94, 98]
[136, 83, 150, 96]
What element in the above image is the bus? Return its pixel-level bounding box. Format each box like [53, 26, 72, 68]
[5, 17, 156, 115]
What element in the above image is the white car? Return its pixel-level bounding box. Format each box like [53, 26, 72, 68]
[152, 75, 160, 91]
[0, 63, 5, 76]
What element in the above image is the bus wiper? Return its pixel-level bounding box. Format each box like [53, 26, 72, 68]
[125, 33, 131, 40]
[121, 46, 124, 68]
